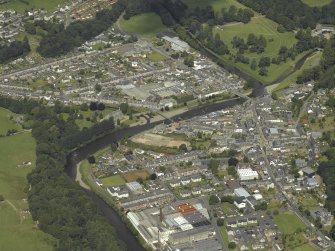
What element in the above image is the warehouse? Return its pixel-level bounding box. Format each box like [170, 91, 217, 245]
[237, 168, 259, 181]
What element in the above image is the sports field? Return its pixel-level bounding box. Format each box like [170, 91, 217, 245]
[302, 0, 332, 7]
[0, 107, 22, 135]
[0, 132, 56, 251]
[0, 0, 68, 12]
[120, 12, 168, 38]
[274, 212, 306, 234]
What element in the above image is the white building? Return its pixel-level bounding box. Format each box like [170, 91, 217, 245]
[238, 168, 259, 181]
[162, 36, 190, 52]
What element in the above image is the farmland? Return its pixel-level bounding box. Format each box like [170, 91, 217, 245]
[0, 132, 56, 251]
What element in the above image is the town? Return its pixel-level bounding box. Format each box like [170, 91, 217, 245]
[0, 0, 334, 251]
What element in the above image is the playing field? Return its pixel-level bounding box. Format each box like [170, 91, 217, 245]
[302, 0, 332, 7]
[101, 174, 126, 187]
[131, 132, 190, 148]
[123, 170, 149, 182]
[0, 132, 56, 251]
[274, 212, 306, 234]
[120, 12, 168, 38]
[0, 0, 69, 12]
[0, 107, 21, 135]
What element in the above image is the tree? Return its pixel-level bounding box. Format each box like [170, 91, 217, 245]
[80, 103, 89, 111]
[221, 195, 234, 204]
[179, 144, 188, 152]
[255, 201, 268, 211]
[97, 102, 105, 111]
[209, 195, 220, 205]
[89, 102, 98, 111]
[250, 58, 257, 70]
[184, 55, 194, 67]
[150, 173, 157, 180]
[95, 84, 102, 93]
[228, 242, 236, 249]
[88, 155, 96, 164]
[228, 157, 238, 166]
[217, 218, 225, 226]
[120, 103, 128, 114]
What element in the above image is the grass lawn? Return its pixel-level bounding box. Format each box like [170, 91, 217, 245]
[147, 52, 167, 62]
[219, 226, 230, 249]
[291, 243, 317, 251]
[120, 12, 168, 38]
[214, 14, 303, 84]
[302, 0, 332, 7]
[101, 174, 126, 187]
[274, 212, 306, 234]
[272, 51, 322, 93]
[0, 0, 68, 12]
[0, 107, 21, 135]
[182, 0, 246, 11]
[0, 132, 56, 251]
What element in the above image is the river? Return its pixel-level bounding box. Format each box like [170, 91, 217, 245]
[65, 97, 253, 250]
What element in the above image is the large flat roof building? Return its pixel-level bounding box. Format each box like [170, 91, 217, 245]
[238, 168, 259, 181]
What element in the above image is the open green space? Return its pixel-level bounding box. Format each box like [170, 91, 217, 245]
[272, 51, 322, 93]
[0, 132, 56, 251]
[214, 15, 302, 84]
[147, 52, 166, 62]
[219, 226, 230, 249]
[0, 107, 21, 135]
[101, 174, 126, 187]
[182, 0, 246, 11]
[291, 243, 317, 251]
[0, 0, 68, 12]
[274, 212, 306, 234]
[120, 12, 168, 38]
[302, 0, 332, 7]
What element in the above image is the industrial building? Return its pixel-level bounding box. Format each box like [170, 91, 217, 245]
[237, 168, 259, 181]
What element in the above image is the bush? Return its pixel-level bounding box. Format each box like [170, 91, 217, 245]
[228, 242, 236, 249]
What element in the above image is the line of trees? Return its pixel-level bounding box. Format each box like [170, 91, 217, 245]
[237, 0, 335, 31]
[0, 37, 30, 63]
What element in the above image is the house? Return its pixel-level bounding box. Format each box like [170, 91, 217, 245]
[234, 197, 246, 209]
[306, 178, 318, 188]
[191, 174, 202, 183]
[181, 176, 191, 186]
[170, 179, 181, 188]
[180, 190, 191, 198]
[107, 186, 129, 198]
[227, 220, 237, 228]
[192, 188, 202, 195]
[301, 167, 316, 177]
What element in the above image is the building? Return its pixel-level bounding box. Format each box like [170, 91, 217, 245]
[162, 36, 190, 52]
[234, 187, 251, 198]
[237, 168, 259, 181]
[126, 181, 143, 194]
[234, 197, 246, 209]
[169, 226, 215, 244]
[107, 186, 129, 198]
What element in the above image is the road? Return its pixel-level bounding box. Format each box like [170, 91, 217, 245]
[252, 99, 334, 249]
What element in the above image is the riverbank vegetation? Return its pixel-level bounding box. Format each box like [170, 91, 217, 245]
[0, 96, 125, 251]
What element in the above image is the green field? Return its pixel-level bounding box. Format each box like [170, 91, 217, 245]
[101, 174, 126, 187]
[182, 0, 246, 11]
[272, 51, 322, 93]
[147, 52, 167, 62]
[0, 107, 21, 135]
[0, 132, 56, 251]
[0, 0, 68, 12]
[291, 243, 317, 251]
[215, 15, 302, 84]
[120, 13, 168, 38]
[274, 212, 306, 234]
[302, 0, 332, 7]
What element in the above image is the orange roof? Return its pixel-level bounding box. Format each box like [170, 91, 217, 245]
[176, 203, 196, 214]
